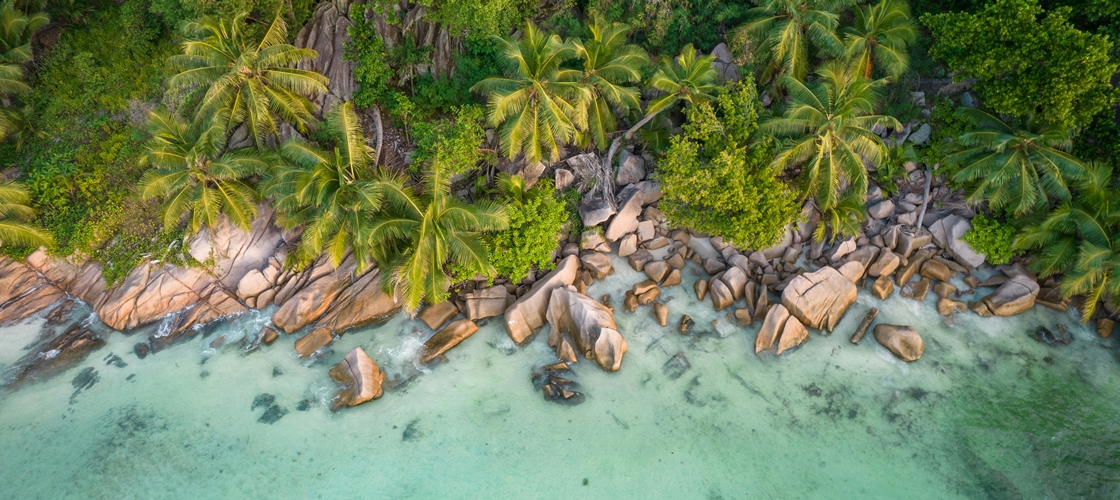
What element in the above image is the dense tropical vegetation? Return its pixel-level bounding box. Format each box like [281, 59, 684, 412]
[0, 0, 1116, 320]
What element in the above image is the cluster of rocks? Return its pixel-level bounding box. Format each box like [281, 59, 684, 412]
[0, 206, 407, 385]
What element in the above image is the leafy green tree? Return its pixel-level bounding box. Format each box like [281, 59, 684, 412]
[606, 45, 719, 168]
[472, 22, 588, 165]
[572, 16, 645, 150]
[368, 163, 508, 312]
[485, 173, 568, 283]
[138, 111, 267, 233]
[962, 213, 1017, 265]
[948, 108, 1084, 216]
[264, 102, 401, 272]
[1014, 162, 1119, 321]
[842, 0, 917, 80]
[0, 1, 47, 64]
[410, 105, 488, 175]
[167, 12, 328, 148]
[0, 180, 52, 248]
[762, 61, 900, 210]
[657, 79, 800, 248]
[737, 0, 852, 83]
[923, 0, 1119, 128]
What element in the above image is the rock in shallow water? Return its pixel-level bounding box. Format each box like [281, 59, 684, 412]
[329, 347, 385, 409]
[873, 324, 924, 362]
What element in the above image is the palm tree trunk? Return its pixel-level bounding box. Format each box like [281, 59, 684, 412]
[604, 112, 658, 176]
[915, 164, 934, 229]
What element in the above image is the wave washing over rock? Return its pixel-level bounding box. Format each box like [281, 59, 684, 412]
[1, 249, 1119, 498]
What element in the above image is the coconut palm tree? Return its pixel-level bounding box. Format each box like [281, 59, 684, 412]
[842, 0, 917, 80]
[0, 180, 51, 248]
[605, 45, 719, 169]
[367, 163, 508, 312]
[738, 0, 853, 84]
[1014, 162, 1118, 321]
[167, 12, 328, 148]
[814, 191, 865, 241]
[949, 108, 1084, 216]
[1, 104, 42, 150]
[138, 111, 267, 233]
[472, 22, 589, 165]
[763, 61, 900, 210]
[0, 2, 47, 64]
[264, 101, 403, 272]
[571, 16, 645, 150]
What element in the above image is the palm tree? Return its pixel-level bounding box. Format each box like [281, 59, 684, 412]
[814, 191, 865, 241]
[572, 16, 645, 150]
[264, 101, 403, 272]
[472, 22, 589, 165]
[842, 0, 917, 80]
[738, 0, 852, 84]
[167, 12, 328, 148]
[1014, 162, 1118, 321]
[0, 180, 51, 248]
[763, 61, 900, 210]
[0, 2, 47, 64]
[367, 164, 508, 312]
[949, 108, 1084, 216]
[605, 45, 719, 170]
[138, 111, 267, 233]
[2, 105, 43, 150]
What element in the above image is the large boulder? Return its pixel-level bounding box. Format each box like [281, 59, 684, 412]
[929, 215, 986, 268]
[982, 275, 1039, 316]
[781, 266, 858, 332]
[295, 0, 358, 111]
[295, 328, 333, 358]
[755, 304, 789, 353]
[271, 259, 353, 333]
[776, 316, 808, 355]
[580, 252, 614, 279]
[546, 286, 626, 371]
[419, 300, 459, 330]
[604, 188, 644, 241]
[419, 319, 480, 364]
[721, 266, 748, 300]
[504, 255, 580, 344]
[329, 347, 384, 409]
[867, 251, 900, 278]
[5, 324, 106, 388]
[579, 198, 615, 227]
[709, 278, 735, 311]
[873, 324, 924, 362]
[464, 285, 513, 320]
[0, 257, 67, 326]
[314, 269, 401, 334]
[616, 150, 646, 185]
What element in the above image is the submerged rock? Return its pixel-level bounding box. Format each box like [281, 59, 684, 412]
[7, 324, 106, 389]
[663, 352, 691, 380]
[329, 347, 385, 409]
[1031, 325, 1073, 347]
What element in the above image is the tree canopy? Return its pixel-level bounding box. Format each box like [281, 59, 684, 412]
[657, 79, 800, 249]
[923, 0, 1119, 128]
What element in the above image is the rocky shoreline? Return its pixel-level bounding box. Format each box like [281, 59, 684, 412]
[0, 155, 1113, 406]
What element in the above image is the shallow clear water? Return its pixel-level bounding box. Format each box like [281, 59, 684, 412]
[1, 254, 1118, 499]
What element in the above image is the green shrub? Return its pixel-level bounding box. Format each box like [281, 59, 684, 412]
[411, 105, 488, 176]
[963, 213, 1018, 265]
[656, 79, 800, 249]
[923, 0, 1119, 128]
[486, 178, 568, 283]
